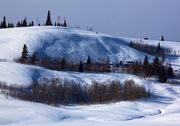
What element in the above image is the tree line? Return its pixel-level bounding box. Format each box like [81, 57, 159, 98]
[0, 10, 67, 29]
[128, 41, 174, 83]
[129, 42, 165, 58]
[0, 79, 150, 106]
[19, 44, 110, 73]
[19, 44, 174, 83]
[129, 41, 176, 56]
[126, 55, 173, 83]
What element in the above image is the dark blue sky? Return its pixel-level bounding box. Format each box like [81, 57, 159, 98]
[0, 0, 180, 41]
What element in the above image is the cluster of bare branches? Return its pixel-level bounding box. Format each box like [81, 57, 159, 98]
[0, 79, 150, 106]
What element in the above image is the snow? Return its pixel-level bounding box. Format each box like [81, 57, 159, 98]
[0, 80, 180, 126]
[0, 26, 152, 62]
[0, 26, 180, 126]
[0, 61, 142, 85]
[1, 26, 179, 67]
[0, 61, 180, 126]
[124, 38, 180, 70]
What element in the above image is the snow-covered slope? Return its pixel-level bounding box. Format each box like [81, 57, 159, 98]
[1, 26, 180, 67]
[142, 40, 180, 69]
[0, 64, 180, 126]
[0, 62, 143, 85]
[0, 27, 180, 126]
[0, 26, 152, 62]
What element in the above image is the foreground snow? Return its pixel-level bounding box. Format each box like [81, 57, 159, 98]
[0, 61, 180, 126]
[0, 77, 180, 126]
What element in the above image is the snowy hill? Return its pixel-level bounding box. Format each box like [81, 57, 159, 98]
[0, 26, 180, 126]
[0, 61, 142, 85]
[0, 62, 180, 126]
[0, 26, 152, 62]
[1, 26, 180, 85]
[0, 26, 180, 66]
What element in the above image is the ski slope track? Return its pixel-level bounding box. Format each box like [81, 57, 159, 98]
[0, 26, 180, 126]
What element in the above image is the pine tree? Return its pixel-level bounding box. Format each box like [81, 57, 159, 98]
[22, 19, 27, 27]
[61, 58, 66, 70]
[79, 61, 83, 72]
[157, 43, 161, 55]
[31, 53, 37, 65]
[105, 56, 111, 72]
[29, 21, 34, 27]
[143, 55, 149, 66]
[158, 66, 167, 83]
[167, 65, 173, 78]
[119, 61, 123, 66]
[16, 21, 21, 27]
[45, 10, 52, 26]
[7, 23, 11, 28]
[161, 36, 165, 41]
[86, 56, 91, 65]
[143, 55, 149, 76]
[11, 23, 14, 28]
[29, 22, 32, 26]
[57, 22, 61, 26]
[31, 21, 34, 26]
[86, 56, 91, 71]
[2, 16, 7, 28]
[153, 56, 160, 75]
[21, 44, 28, 63]
[129, 41, 133, 47]
[63, 20, 67, 27]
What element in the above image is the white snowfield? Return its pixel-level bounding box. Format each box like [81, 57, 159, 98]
[0, 26, 180, 126]
[0, 62, 144, 85]
[0, 63, 180, 126]
[0, 26, 152, 62]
